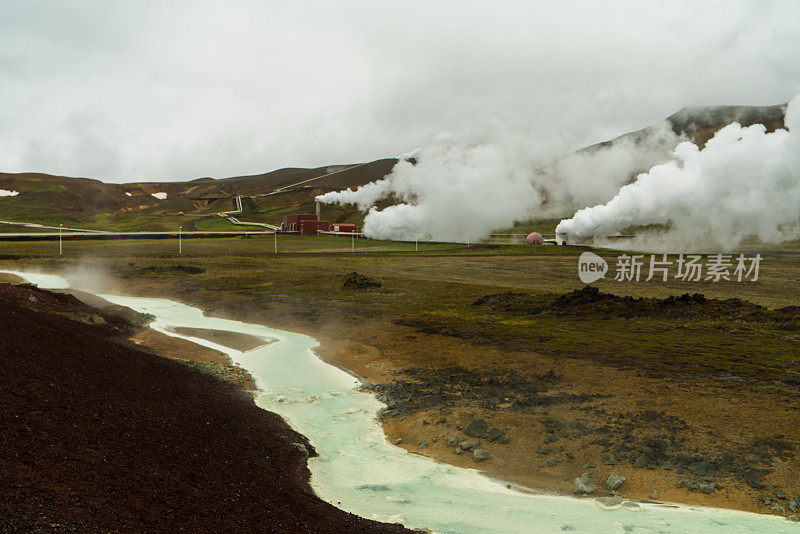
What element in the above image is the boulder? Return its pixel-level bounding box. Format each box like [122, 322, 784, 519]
[292, 443, 309, 459]
[497, 435, 511, 444]
[573, 475, 597, 495]
[776, 489, 787, 500]
[697, 484, 714, 494]
[788, 515, 799, 522]
[464, 419, 488, 438]
[788, 499, 798, 513]
[418, 440, 428, 448]
[606, 473, 626, 491]
[650, 490, 659, 500]
[447, 434, 460, 447]
[459, 439, 479, 451]
[487, 427, 504, 442]
[473, 449, 491, 462]
[743, 472, 764, 489]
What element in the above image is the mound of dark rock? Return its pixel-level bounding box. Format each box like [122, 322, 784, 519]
[473, 285, 789, 322]
[343, 272, 381, 289]
[0, 285, 407, 533]
[125, 264, 205, 277]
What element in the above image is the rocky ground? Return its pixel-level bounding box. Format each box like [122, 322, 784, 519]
[0, 282, 409, 533]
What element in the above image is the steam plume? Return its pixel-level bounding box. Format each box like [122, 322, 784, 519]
[556, 95, 800, 249]
[316, 126, 679, 242]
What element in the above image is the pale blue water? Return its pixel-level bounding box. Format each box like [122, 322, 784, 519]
[6, 270, 796, 533]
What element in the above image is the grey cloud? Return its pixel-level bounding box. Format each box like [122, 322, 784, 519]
[0, 0, 798, 182]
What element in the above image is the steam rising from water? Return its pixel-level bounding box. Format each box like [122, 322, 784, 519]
[317, 125, 679, 242]
[557, 95, 800, 249]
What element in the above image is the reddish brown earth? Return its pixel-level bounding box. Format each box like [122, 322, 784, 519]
[0, 283, 409, 533]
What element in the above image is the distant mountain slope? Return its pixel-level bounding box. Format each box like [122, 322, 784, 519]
[0, 103, 787, 231]
[588, 102, 787, 152]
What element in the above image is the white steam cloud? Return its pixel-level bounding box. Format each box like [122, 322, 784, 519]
[557, 95, 800, 249]
[316, 125, 680, 242]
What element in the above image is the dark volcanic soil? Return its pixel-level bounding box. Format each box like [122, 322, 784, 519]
[0, 283, 408, 533]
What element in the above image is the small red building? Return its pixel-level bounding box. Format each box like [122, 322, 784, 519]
[298, 220, 330, 234]
[281, 214, 318, 232]
[281, 214, 356, 235]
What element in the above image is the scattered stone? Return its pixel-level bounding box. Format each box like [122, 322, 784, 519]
[776, 490, 787, 500]
[394, 438, 402, 445]
[743, 472, 764, 489]
[688, 461, 717, 477]
[487, 427, 504, 442]
[459, 440, 479, 451]
[676, 480, 687, 489]
[573, 475, 597, 495]
[650, 490, 659, 500]
[634, 455, 648, 468]
[788, 499, 798, 513]
[418, 440, 428, 448]
[342, 272, 381, 289]
[436, 417, 447, 425]
[537, 446, 552, 455]
[292, 443, 309, 459]
[545, 434, 558, 443]
[788, 515, 799, 522]
[621, 501, 640, 509]
[696, 484, 714, 494]
[432, 437, 438, 443]
[583, 462, 596, 470]
[566, 452, 574, 460]
[447, 435, 460, 447]
[454, 447, 463, 454]
[547, 458, 561, 467]
[473, 448, 491, 462]
[464, 419, 488, 438]
[606, 473, 626, 491]
[772, 504, 786, 514]
[596, 496, 623, 507]
[497, 435, 511, 444]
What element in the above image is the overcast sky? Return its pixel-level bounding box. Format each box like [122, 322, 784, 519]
[1, 0, 798, 182]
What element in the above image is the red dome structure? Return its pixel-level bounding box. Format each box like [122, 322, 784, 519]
[526, 231, 544, 245]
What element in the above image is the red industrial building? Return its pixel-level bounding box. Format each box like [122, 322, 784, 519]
[281, 214, 357, 235]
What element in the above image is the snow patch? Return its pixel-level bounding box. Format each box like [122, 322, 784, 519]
[0, 189, 20, 197]
[125, 192, 132, 197]
[151, 192, 167, 200]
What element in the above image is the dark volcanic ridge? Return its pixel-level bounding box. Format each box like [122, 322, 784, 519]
[0, 283, 408, 533]
[473, 286, 800, 321]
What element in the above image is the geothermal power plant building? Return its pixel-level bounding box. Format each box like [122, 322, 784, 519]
[281, 214, 357, 235]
